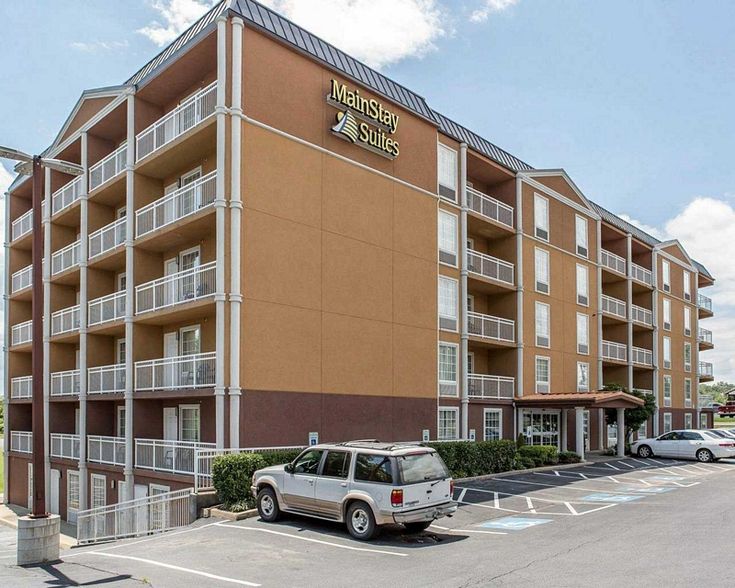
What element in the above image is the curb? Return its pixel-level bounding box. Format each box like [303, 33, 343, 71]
[456, 460, 587, 483]
[204, 506, 259, 521]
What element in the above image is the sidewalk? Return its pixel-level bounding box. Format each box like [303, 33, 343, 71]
[0, 503, 77, 549]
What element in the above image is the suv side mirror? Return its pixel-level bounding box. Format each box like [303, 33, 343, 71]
[284, 463, 294, 474]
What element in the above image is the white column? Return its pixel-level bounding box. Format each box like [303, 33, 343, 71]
[561, 408, 568, 451]
[515, 177, 524, 397]
[123, 93, 135, 498]
[575, 406, 585, 460]
[596, 220, 603, 390]
[626, 235, 633, 390]
[616, 407, 625, 457]
[2, 188, 9, 497]
[459, 143, 468, 439]
[598, 408, 605, 450]
[652, 251, 660, 437]
[43, 167, 52, 510]
[78, 132, 89, 510]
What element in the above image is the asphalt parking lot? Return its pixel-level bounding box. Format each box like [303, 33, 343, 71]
[2, 456, 734, 587]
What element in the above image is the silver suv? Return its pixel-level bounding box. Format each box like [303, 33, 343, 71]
[251, 441, 457, 540]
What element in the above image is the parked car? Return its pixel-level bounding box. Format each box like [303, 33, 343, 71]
[631, 430, 735, 462]
[704, 429, 735, 440]
[251, 441, 457, 540]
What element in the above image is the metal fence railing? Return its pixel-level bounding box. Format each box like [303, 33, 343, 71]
[51, 240, 80, 275]
[466, 185, 514, 229]
[601, 294, 626, 319]
[135, 261, 216, 314]
[52, 176, 83, 215]
[11, 431, 33, 453]
[12, 320, 33, 346]
[11, 264, 32, 293]
[89, 217, 126, 259]
[51, 305, 80, 336]
[11, 375, 33, 399]
[602, 340, 627, 362]
[467, 374, 515, 399]
[50, 433, 80, 460]
[631, 304, 653, 326]
[89, 143, 127, 191]
[135, 352, 216, 391]
[698, 293, 713, 313]
[50, 369, 80, 397]
[600, 249, 626, 275]
[630, 262, 653, 286]
[88, 290, 126, 326]
[12, 209, 33, 241]
[136, 438, 216, 475]
[631, 346, 653, 367]
[88, 363, 126, 394]
[87, 435, 126, 466]
[467, 249, 514, 286]
[467, 311, 515, 343]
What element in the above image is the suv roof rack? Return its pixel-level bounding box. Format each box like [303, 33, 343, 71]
[336, 440, 429, 451]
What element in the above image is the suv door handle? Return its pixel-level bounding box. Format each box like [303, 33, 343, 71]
[340, 482, 347, 488]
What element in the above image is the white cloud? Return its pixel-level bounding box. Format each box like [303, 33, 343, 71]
[70, 40, 129, 53]
[470, 0, 519, 23]
[138, 0, 218, 47]
[617, 213, 667, 241]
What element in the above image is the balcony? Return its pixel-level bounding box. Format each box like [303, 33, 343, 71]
[699, 328, 713, 348]
[699, 361, 714, 380]
[10, 376, 32, 400]
[50, 433, 80, 461]
[135, 438, 216, 476]
[698, 293, 713, 315]
[468, 374, 515, 399]
[600, 249, 626, 275]
[630, 262, 653, 287]
[51, 305, 80, 337]
[50, 369, 80, 397]
[636, 388, 654, 396]
[12, 209, 33, 241]
[467, 249, 514, 287]
[135, 261, 216, 315]
[136, 171, 217, 238]
[52, 176, 83, 215]
[467, 312, 515, 344]
[10, 431, 32, 454]
[12, 320, 32, 346]
[135, 352, 216, 391]
[51, 240, 80, 276]
[631, 346, 653, 367]
[89, 143, 127, 192]
[87, 435, 126, 466]
[601, 294, 626, 320]
[631, 304, 653, 327]
[466, 185, 514, 229]
[88, 290, 126, 327]
[89, 217, 126, 259]
[11, 265, 32, 294]
[602, 340, 627, 363]
[136, 81, 217, 161]
[88, 363, 126, 395]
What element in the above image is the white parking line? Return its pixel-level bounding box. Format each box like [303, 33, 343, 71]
[430, 524, 507, 536]
[616, 461, 635, 469]
[484, 476, 657, 495]
[458, 486, 620, 509]
[458, 488, 468, 502]
[525, 497, 537, 513]
[604, 463, 621, 471]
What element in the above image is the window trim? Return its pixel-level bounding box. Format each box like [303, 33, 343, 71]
[684, 378, 692, 408]
[684, 342, 692, 373]
[684, 413, 693, 429]
[662, 259, 671, 292]
[437, 143, 458, 202]
[438, 275, 459, 332]
[534, 247, 550, 295]
[438, 407, 459, 441]
[575, 214, 589, 258]
[438, 342, 459, 397]
[576, 312, 590, 355]
[534, 193, 550, 241]
[663, 412, 672, 434]
[178, 403, 200, 443]
[683, 271, 691, 300]
[116, 405, 126, 437]
[577, 361, 590, 392]
[483, 408, 503, 441]
[684, 306, 691, 337]
[576, 263, 589, 306]
[663, 375, 672, 407]
[663, 336, 672, 369]
[662, 298, 671, 331]
[438, 209, 459, 267]
[535, 355, 551, 394]
[535, 301, 551, 348]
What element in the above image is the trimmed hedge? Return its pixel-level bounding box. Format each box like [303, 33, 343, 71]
[259, 449, 303, 467]
[428, 440, 517, 478]
[212, 452, 266, 508]
[517, 445, 559, 468]
[558, 451, 581, 464]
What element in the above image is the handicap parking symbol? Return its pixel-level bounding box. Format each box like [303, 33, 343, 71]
[621, 486, 674, 494]
[647, 475, 685, 482]
[477, 517, 552, 530]
[581, 493, 643, 503]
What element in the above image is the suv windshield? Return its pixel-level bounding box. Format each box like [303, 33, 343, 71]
[397, 452, 449, 484]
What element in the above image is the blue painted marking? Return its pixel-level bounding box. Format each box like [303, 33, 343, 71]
[647, 475, 685, 482]
[581, 493, 643, 503]
[620, 486, 674, 494]
[477, 517, 553, 530]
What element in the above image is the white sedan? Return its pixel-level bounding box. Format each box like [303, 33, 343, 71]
[631, 429, 735, 462]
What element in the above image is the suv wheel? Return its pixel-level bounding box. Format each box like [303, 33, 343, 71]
[404, 521, 432, 534]
[257, 487, 281, 522]
[346, 501, 378, 541]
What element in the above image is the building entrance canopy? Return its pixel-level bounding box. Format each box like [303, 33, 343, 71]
[515, 391, 645, 410]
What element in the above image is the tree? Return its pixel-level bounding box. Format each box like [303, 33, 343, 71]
[602, 384, 656, 441]
[698, 381, 734, 405]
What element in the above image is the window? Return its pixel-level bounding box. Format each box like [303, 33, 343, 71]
[576, 264, 589, 306]
[437, 144, 457, 201]
[663, 413, 672, 434]
[663, 375, 672, 407]
[117, 406, 126, 437]
[483, 409, 503, 441]
[575, 215, 588, 257]
[684, 342, 692, 372]
[438, 408, 459, 440]
[577, 362, 590, 392]
[438, 276, 458, 331]
[535, 248, 550, 294]
[438, 210, 458, 266]
[535, 356, 550, 394]
[534, 194, 549, 241]
[354, 453, 393, 483]
[535, 302, 550, 347]
[179, 405, 200, 442]
[322, 451, 351, 478]
[438, 343, 458, 397]
[662, 298, 671, 331]
[683, 271, 691, 301]
[293, 449, 325, 475]
[662, 259, 671, 292]
[577, 313, 589, 354]
[91, 474, 106, 509]
[638, 422, 647, 439]
[684, 413, 693, 429]
[684, 379, 692, 407]
[700, 413, 708, 429]
[684, 307, 691, 337]
[663, 336, 671, 369]
[67, 470, 80, 512]
[180, 325, 200, 355]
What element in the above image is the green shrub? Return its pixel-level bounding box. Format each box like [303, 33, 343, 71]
[558, 451, 581, 464]
[212, 452, 266, 509]
[258, 449, 303, 467]
[518, 445, 558, 467]
[428, 440, 517, 478]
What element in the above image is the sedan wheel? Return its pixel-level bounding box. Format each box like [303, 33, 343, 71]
[696, 448, 714, 463]
[637, 445, 652, 458]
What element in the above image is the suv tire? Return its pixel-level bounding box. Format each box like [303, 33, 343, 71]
[404, 521, 432, 534]
[257, 487, 281, 522]
[346, 501, 379, 541]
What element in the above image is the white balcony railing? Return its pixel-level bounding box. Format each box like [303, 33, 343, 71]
[467, 374, 515, 399]
[631, 346, 653, 366]
[12, 320, 32, 346]
[51, 305, 80, 336]
[51, 240, 80, 275]
[601, 294, 626, 319]
[89, 217, 126, 259]
[467, 249, 514, 286]
[136, 82, 217, 161]
[135, 352, 216, 391]
[11, 376, 33, 399]
[136, 171, 217, 238]
[89, 143, 127, 191]
[50, 369, 80, 397]
[631, 262, 653, 286]
[135, 438, 216, 475]
[467, 311, 515, 343]
[88, 364, 126, 395]
[699, 362, 714, 378]
[135, 261, 216, 314]
[698, 294, 713, 313]
[631, 304, 653, 326]
[88, 290, 126, 326]
[699, 328, 713, 345]
[11, 431, 33, 453]
[87, 435, 126, 466]
[11, 265, 32, 294]
[52, 176, 84, 215]
[636, 388, 654, 396]
[602, 340, 627, 362]
[50, 433, 80, 460]
[466, 185, 514, 229]
[600, 249, 626, 275]
[12, 209, 33, 241]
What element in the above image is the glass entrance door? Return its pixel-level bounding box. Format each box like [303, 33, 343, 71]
[522, 411, 560, 448]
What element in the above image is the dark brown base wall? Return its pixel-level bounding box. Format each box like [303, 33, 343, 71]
[658, 408, 702, 431]
[467, 402, 514, 442]
[7, 454, 30, 508]
[240, 390, 437, 446]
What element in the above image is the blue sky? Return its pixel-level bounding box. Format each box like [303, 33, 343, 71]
[0, 0, 732, 380]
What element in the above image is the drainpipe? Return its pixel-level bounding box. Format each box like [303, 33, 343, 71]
[2, 189, 9, 497]
[596, 219, 603, 391]
[124, 93, 135, 500]
[626, 235, 633, 391]
[78, 132, 89, 510]
[514, 176, 524, 441]
[459, 143, 468, 439]
[651, 250, 660, 437]
[42, 169, 52, 510]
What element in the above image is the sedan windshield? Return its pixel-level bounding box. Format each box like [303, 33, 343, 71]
[397, 452, 449, 484]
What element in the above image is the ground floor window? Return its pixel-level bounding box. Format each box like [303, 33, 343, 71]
[699, 413, 708, 429]
[67, 470, 80, 514]
[684, 413, 693, 429]
[522, 410, 559, 447]
[638, 421, 647, 439]
[663, 412, 672, 433]
[438, 408, 459, 440]
[483, 409, 503, 441]
[179, 405, 201, 442]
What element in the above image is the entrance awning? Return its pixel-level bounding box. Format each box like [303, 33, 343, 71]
[515, 391, 644, 410]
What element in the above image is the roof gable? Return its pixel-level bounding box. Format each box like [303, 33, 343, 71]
[657, 239, 695, 267]
[521, 169, 598, 214]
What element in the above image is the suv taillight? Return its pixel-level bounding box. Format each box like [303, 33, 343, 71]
[391, 489, 403, 507]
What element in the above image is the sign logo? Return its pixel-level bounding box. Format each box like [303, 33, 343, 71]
[327, 79, 400, 159]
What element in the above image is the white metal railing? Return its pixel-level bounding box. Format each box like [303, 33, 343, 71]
[136, 82, 217, 160]
[601, 294, 626, 319]
[11, 264, 32, 293]
[699, 328, 713, 345]
[631, 304, 653, 326]
[88, 290, 126, 326]
[11, 375, 33, 399]
[602, 340, 627, 362]
[466, 185, 514, 229]
[631, 262, 653, 286]
[467, 374, 515, 399]
[51, 239, 80, 275]
[467, 249, 514, 286]
[135, 439, 216, 475]
[89, 217, 126, 259]
[11, 431, 33, 453]
[87, 435, 126, 466]
[50, 433, 80, 460]
[698, 394, 714, 409]
[12, 320, 32, 346]
[89, 143, 127, 191]
[600, 249, 626, 275]
[52, 176, 83, 215]
[51, 304, 80, 336]
[698, 293, 713, 313]
[631, 346, 653, 366]
[12, 209, 33, 240]
[135, 352, 216, 391]
[88, 363, 126, 394]
[51, 369, 80, 397]
[467, 311, 515, 343]
[636, 389, 654, 396]
[77, 488, 195, 545]
[699, 362, 713, 377]
[136, 171, 217, 237]
[135, 261, 216, 314]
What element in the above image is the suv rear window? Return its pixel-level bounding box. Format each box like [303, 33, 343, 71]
[354, 454, 393, 484]
[397, 452, 449, 484]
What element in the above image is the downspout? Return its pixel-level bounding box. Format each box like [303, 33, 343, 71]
[124, 93, 135, 500]
[78, 132, 89, 510]
[514, 176, 524, 442]
[43, 168, 51, 510]
[459, 143, 468, 439]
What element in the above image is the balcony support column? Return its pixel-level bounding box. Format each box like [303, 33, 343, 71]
[2, 184, 9, 496]
[561, 409, 568, 451]
[575, 406, 585, 460]
[78, 132, 89, 510]
[626, 235, 633, 390]
[616, 408, 626, 457]
[459, 143, 469, 440]
[651, 251, 660, 437]
[43, 167, 52, 511]
[596, 219, 603, 390]
[515, 177, 524, 397]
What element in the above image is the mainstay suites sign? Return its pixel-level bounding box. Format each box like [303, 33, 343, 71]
[327, 79, 401, 159]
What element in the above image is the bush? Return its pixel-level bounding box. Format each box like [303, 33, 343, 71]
[428, 440, 517, 478]
[518, 445, 558, 467]
[258, 449, 303, 467]
[558, 451, 581, 464]
[212, 452, 266, 509]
